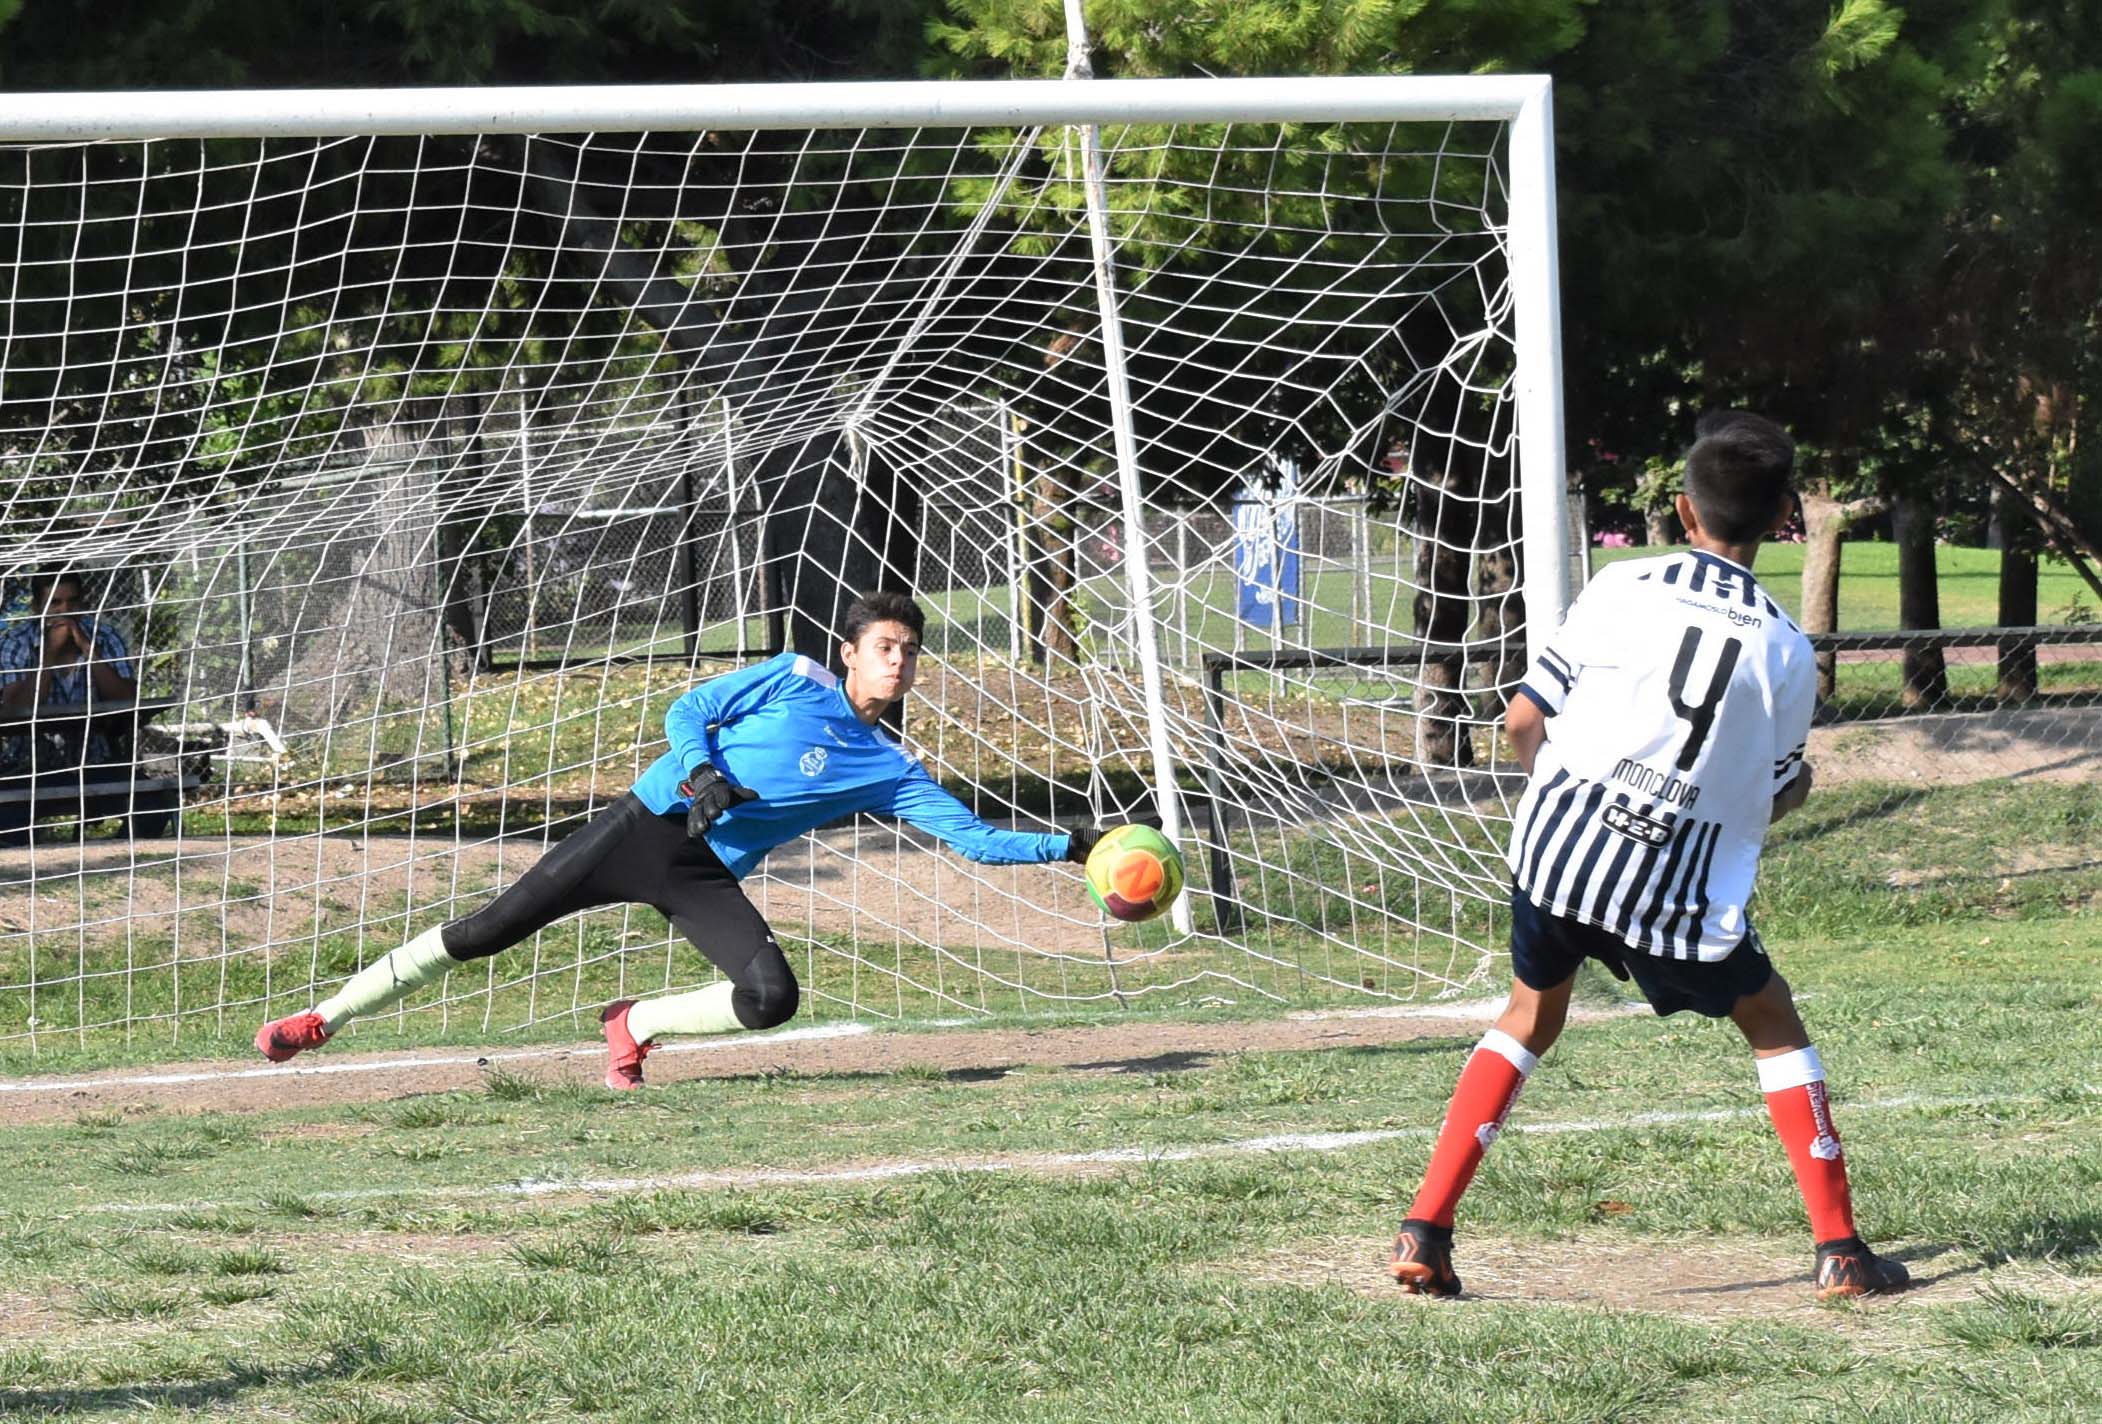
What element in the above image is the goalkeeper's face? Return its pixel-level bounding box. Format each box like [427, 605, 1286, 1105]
[841, 619, 922, 709]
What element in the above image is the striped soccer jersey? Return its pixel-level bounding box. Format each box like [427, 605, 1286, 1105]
[1507, 549, 1817, 961]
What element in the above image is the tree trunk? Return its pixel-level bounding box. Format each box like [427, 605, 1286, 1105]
[759, 430, 922, 676]
[1892, 490, 1947, 709]
[1798, 489, 1887, 703]
[1994, 484, 2039, 702]
[1470, 484, 1522, 713]
[1986, 464, 2102, 604]
[1644, 504, 1680, 547]
[1411, 470, 1474, 768]
[1026, 463, 1081, 666]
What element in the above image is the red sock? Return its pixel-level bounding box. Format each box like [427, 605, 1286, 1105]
[1407, 1028, 1538, 1227]
[1759, 1046, 1857, 1243]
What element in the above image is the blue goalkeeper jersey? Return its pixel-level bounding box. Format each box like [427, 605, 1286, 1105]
[630, 652, 1071, 880]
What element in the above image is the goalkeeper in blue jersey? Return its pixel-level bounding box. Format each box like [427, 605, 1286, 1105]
[255, 592, 1098, 1088]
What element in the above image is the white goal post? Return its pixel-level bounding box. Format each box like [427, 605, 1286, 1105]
[0, 76, 1569, 1054]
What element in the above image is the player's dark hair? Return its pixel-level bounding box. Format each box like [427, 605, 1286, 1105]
[841, 590, 925, 645]
[1684, 412, 1795, 544]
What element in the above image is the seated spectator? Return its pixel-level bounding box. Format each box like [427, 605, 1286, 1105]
[0, 569, 139, 774]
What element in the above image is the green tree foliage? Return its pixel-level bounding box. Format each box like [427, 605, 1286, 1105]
[0, 0, 948, 545]
[0, 0, 2092, 569]
[1936, 6, 2102, 583]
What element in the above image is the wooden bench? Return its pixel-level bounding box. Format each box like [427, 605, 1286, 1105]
[0, 698, 214, 840]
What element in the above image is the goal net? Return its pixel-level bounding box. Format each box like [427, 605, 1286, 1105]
[0, 78, 1569, 1057]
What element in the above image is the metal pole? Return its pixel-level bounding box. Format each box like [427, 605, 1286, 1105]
[0, 76, 1566, 144]
[1065, 0, 1188, 932]
[721, 397, 749, 657]
[1201, 662, 1244, 935]
[517, 370, 537, 663]
[1354, 492, 1372, 642]
[998, 400, 1022, 661]
[1010, 407, 1034, 659]
[1176, 515, 1189, 666]
[234, 539, 255, 714]
[678, 451, 700, 663]
[1508, 80, 1572, 652]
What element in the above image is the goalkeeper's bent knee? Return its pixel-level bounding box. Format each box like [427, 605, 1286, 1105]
[732, 963, 800, 1030]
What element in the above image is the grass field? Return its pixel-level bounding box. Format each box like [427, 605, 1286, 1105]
[1595, 541, 2096, 630]
[505, 541, 2099, 666]
[2, 768, 2098, 1421]
[5, 777, 2094, 1074]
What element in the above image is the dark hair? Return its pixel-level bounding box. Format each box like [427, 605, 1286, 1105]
[841, 590, 926, 646]
[1693, 408, 1764, 440]
[1684, 412, 1795, 544]
[27, 568, 84, 599]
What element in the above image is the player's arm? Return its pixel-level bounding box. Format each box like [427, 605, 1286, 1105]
[1504, 695, 1547, 776]
[1768, 640, 1818, 826]
[662, 654, 794, 782]
[884, 761, 1070, 865]
[1771, 762, 1813, 824]
[1508, 568, 1619, 771]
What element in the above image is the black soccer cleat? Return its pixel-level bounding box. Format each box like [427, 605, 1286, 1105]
[1814, 1237, 1910, 1301]
[1390, 1219, 1461, 1297]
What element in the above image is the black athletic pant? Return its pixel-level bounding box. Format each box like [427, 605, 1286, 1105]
[439, 793, 798, 1030]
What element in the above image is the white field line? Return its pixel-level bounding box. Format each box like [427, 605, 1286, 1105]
[86, 1089, 2036, 1217]
[0, 1022, 873, 1096]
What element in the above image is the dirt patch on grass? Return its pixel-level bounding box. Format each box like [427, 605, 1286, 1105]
[0, 822, 1100, 956]
[0, 1002, 1542, 1123]
[1235, 1233, 2025, 1323]
[0, 1288, 60, 1341]
[257, 1121, 379, 1144]
[1813, 706, 2102, 787]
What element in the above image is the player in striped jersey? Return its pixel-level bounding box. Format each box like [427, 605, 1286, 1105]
[1388, 412, 1908, 1302]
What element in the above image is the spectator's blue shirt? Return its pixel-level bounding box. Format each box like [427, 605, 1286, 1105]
[631, 652, 1071, 880]
[0, 617, 137, 765]
[0, 617, 135, 703]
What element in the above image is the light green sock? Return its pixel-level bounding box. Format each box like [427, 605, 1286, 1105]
[314, 925, 458, 1032]
[625, 981, 744, 1043]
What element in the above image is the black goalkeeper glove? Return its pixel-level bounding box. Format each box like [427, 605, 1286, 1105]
[1064, 816, 1165, 865]
[1065, 825, 1101, 865]
[681, 764, 757, 839]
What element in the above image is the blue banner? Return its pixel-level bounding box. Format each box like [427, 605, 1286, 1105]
[1233, 462, 1301, 628]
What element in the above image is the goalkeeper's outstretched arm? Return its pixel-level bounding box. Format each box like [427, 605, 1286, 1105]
[885, 761, 1072, 865]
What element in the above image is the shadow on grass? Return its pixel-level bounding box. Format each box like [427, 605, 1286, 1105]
[1774, 787, 1933, 846]
[0, 1340, 373, 1416]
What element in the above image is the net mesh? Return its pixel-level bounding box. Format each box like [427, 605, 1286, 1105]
[0, 107, 1557, 1054]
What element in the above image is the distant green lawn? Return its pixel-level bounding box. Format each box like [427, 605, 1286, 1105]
[1594, 542, 2093, 631]
[499, 542, 2096, 674]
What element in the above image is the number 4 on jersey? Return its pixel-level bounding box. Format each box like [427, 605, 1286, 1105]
[1666, 627, 1744, 771]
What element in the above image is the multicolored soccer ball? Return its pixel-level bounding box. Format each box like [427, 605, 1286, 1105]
[1083, 824, 1185, 923]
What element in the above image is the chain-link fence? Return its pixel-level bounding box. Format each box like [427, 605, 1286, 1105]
[13, 437, 2097, 861]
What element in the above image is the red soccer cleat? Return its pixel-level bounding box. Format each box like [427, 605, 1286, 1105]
[601, 1000, 653, 1091]
[254, 1011, 331, 1063]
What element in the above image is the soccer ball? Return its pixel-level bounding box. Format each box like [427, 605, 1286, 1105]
[1083, 824, 1185, 923]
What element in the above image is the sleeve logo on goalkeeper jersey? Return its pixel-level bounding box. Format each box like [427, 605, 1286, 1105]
[799, 747, 829, 777]
[1601, 803, 1673, 847]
